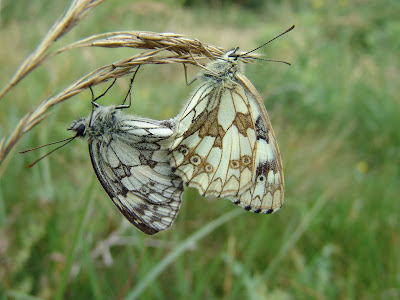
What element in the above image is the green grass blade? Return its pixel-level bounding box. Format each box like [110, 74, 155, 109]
[6, 290, 44, 300]
[263, 193, 328, 279]
[0, 184, 5, 227]
[54, 175, 97, 300]
[124, 208, 244, 300]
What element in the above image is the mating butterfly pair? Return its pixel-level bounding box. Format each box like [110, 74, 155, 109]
[32, 27, 293, 234]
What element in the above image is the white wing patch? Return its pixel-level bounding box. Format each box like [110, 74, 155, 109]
[69, 105, 183, 235]
[170, 49, 284, 214]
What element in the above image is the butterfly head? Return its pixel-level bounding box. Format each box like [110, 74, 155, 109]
[199, 48, 244, 83]
[219, 48, 242, 69]
[70, 105, 121, 140]
[68, 118, 88, 138]
[224, 48, 240, 62]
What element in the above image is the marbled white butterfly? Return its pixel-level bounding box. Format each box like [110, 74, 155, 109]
[69, 104, 183, 234]
[23, 70, 183, 234]
[169, 26, 294, 214]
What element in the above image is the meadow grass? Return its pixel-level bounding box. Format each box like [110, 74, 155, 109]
[0, 0, 399, 299]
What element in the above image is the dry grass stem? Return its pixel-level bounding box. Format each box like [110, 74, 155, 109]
[0, 0, 104, 100]
[91, 233, 196, 267]
[0, 28, 260, 170]
[51, 31, 259, 62]
[82, 222, 197, 267]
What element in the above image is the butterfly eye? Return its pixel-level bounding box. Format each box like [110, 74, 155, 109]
[75, 123, 86, 136]
[190, 155, 201, 165]
[68, 119, 86, 136]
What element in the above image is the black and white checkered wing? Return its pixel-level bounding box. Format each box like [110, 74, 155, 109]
[71, 106, 183, 235]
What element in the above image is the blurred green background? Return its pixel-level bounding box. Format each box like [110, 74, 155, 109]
[0, 0, 399, 299]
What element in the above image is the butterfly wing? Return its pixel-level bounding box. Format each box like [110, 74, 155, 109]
[89, 116, 183, 234]
[170, 69, 284, 214]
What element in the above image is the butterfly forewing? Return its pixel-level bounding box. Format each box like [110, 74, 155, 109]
[170, 49, 284, 214]
[71, 106, 183, 234]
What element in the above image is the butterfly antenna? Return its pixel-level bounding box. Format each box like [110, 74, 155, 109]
[242, 25, 295, 57]
[251, 57, 291, 66]
[19, 136, 75, 153]
[20, 136, 76, 168]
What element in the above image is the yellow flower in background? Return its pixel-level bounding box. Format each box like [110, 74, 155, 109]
[357, 161, 369, 174]
[312, 0, 324, 9]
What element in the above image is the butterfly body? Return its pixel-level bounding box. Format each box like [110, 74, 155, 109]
[170, 49, 284, 214]
[69, 105, 183, 234]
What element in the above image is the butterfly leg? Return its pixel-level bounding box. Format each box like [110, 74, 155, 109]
[120, 65, 141, 108]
